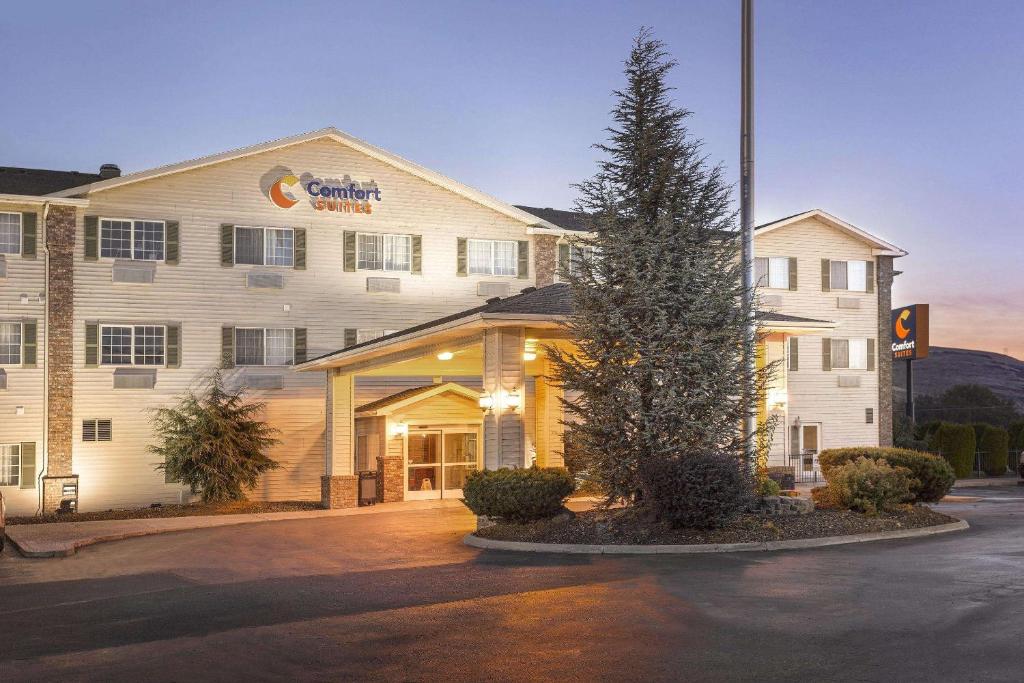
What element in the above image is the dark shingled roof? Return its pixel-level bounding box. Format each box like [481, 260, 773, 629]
[305, 283, 832, 365]
[514, 205, 592, 232]
[0, 167, 103, 196]
[355, 383, 474, 414]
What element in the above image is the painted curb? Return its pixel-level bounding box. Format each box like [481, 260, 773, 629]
[463, 519, 969, 555]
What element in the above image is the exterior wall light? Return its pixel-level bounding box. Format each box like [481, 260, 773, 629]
[767, 387, 787, 410]
[505, 389, 522, 409]
[392, 422, 409, 437]
[437, 351, 454, 361]
[478, 393, 494, 411]
[522, 352, 537, 361]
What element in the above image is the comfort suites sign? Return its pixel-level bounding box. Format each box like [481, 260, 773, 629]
[891, 304, 930, 360]
[267, 171, 382, 215]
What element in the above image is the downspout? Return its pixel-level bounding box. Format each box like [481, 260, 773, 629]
[37, 201, 50, 514]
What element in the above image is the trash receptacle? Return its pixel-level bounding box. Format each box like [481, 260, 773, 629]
[358, 471, 378, 506]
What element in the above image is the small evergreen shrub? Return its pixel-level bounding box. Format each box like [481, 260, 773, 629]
[462, 467, 575, 523]
[927, 423, 976, 478]
[639, 452, 750, 529]
[978, 426, 1010, 476]
[827, 457, 915, 515]
[756, 477, 781, 497]
[819, 447, 954, 502]
[811, 485, 843, 510]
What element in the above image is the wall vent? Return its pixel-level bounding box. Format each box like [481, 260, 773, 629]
[112, 260, 156, 284]
[366, 277, 400, 293]
[477, 282, 510, 298]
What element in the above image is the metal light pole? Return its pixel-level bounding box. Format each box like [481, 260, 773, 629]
[741, 0, 757, 471]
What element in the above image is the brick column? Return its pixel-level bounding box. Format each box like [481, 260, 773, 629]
[43, 205, 77, 512]
[876, 256, 895, 446]
[376, 455, 404, 502]
[534, 235, 559, 288]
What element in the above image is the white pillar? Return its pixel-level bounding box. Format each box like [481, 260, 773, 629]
[483, 327, 526, 470]
[534, 371, 564, 468]
[325, 371, 355, 476]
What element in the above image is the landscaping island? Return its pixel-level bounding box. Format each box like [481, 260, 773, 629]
[473, 505, 959, 546]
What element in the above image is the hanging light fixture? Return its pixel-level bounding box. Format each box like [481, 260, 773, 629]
[505, 389, 522, 409]
[437, 351, 454, 361]
[478, 393, 494, 411]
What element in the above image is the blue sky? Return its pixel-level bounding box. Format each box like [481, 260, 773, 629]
[3, 0, 1022, 357]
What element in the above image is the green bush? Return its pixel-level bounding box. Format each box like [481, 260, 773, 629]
[639, 452, 750, 529]
[810, 485, 843, 509]
[828, 457, 915, 515]
[1008, 421, 1024, 451]
[756, 477, 781, 497]
[927, 422, 976, 478]
[978, 426, 1010, 476]
[461, 467, 575, 523]
[819, 447, 955, 502]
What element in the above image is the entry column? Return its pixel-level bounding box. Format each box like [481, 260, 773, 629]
[322, 370, 358, 508]
[482, 327, 527, 470]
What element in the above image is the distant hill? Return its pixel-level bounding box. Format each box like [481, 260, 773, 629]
[893, 346, 1024, 410]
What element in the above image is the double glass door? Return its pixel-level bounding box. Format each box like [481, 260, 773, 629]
[406, 429, 479, 499]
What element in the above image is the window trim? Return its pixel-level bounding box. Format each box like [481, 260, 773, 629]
[99, 323, 167, 367]
[755, 256, 791, 290]
[356, 232, 412, 273]
[467, 238, 518, 277]
[0, 212, 22, 256]
[0, 442, 21, 487]
[234, 327, 296, 367]
[0, 320, 23, 366]
[829, 259, 868, 293]
[830, 337, 869, 370]
[99, 217, 166, 262]
[233, 225, 295, 268]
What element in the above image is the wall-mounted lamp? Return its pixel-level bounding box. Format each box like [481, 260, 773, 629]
[391, 422, 409, 437]
[522, 352, 537, 362]
[505, 389, 522, 410]
[437, 351, 454, 361]
[478, 393, 494, 411]
[766, 388, 787, 411]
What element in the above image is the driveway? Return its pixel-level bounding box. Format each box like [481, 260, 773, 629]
[1, 489, 1022, 682]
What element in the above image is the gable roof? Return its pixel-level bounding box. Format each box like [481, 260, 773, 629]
[514, 205, 592, 232]
[355, 382, 480, 415]
[0, 167, 102, 196]
[755, 209, 907, 256]
[47, 127, 568, 233]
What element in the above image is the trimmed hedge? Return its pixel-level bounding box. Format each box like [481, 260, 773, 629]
[819, 447, 955, 503]
[1010, 421, 1024, 453]
[461, 467, 575, 523]
[827, 457, 914, 515]
[977, 425, 1010, 476]
[927, 422, 976, 478]
[640, 452, 750, 529]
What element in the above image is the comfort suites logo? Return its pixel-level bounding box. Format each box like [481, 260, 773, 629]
[891, 304, 929, 360]
[264, 168, 382, 215]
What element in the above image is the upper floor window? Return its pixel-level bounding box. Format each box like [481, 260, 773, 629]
[569, 245, 597, 275]
[0, 443, 20, 486]
[101, 325, 165, 366]
[0, 212, 21, 255]
[830, 260, 867, 292]
[357, 233, 410, 272]
[235, 327, 295, 366]
[235, 226, 293, 267]
[101, 218, 165, 261]
[356, 329, 399, 344]
[469, 239, 517, 276]
[0, 322, 21, 365]
[754, 257, 790, 289]
[831, 338, 868, 370]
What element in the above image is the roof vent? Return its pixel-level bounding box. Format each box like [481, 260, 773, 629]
[486, 296, 502, 304]
[99, 163, 121, 179]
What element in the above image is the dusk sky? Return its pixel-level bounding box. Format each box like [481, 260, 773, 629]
[4, 0, 1021, 358]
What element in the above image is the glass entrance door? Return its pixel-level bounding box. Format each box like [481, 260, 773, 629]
[406, 429, 480, 500]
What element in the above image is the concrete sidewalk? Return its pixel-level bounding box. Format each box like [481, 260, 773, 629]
[952, 474, 1021, 488]
[5, 499, 466, 558]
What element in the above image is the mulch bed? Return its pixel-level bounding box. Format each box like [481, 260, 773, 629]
[475, 505, 958, 545]
[8, 500, 322, 526]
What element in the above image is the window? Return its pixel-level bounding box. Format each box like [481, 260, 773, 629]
[755, 257, 790, 289]
[468, 239, 517, 276]
[235, 328, 294, 366]
[0, 322, 21, 365]
[101, 325, 165, 366]
[100, 218, 165, 260]
[83, 419, 113, 442]
[831, 338, 868, 370]
[0, 443, 19, 486]
[569, 245, 597, 275]
[235, 226, 294, 266]
[357, 233, 411, 271]
[356, 329, 399, 344]
[0, 212, 21, 255]
[830, 260, 867, 292]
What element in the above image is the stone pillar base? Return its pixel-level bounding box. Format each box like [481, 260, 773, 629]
[321, 475, 358, 509]
[42, 474, 80, 514]
[376, 455, 404, 503]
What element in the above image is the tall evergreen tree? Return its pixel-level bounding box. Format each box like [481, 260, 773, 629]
[549, 29, 773, 504]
